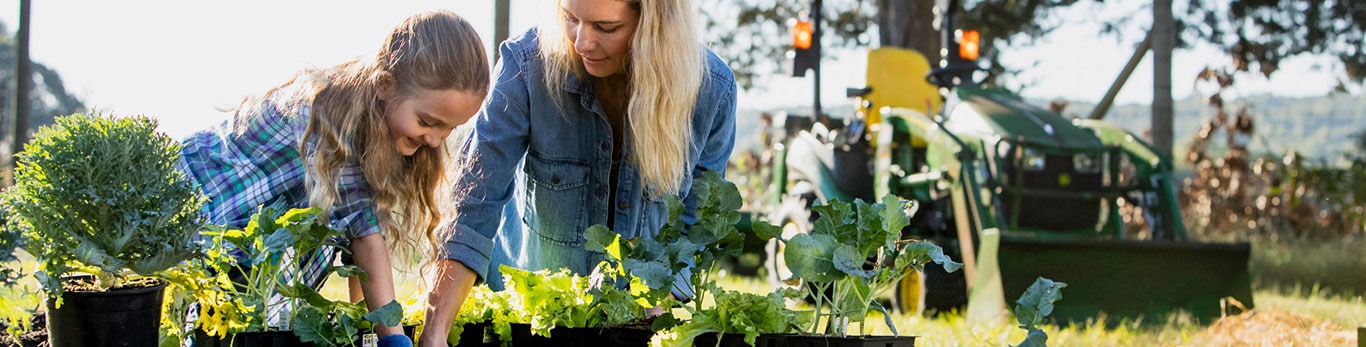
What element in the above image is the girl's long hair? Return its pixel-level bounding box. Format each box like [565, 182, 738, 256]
[540, 0, 704, 196]
[293, 10, 488, 263]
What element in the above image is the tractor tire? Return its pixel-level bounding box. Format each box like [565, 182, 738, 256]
[893, 269, 927, 316]
[764, 193, 814, 289]
[892, 258, 968, 315]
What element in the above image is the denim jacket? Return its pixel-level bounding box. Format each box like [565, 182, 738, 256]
[440, 28, 737, 292]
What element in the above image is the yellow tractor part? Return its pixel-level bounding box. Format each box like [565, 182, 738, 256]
[863, 47, 941, 139]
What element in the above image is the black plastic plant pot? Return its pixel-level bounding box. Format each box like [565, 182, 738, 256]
[784, 334, 916, 347]
[192, 330, 311, 347]
[45, 278, 167, 347]
[405, 322, 499, 347]
[509, 323, 654, 346]
[693, 333, 792, 347]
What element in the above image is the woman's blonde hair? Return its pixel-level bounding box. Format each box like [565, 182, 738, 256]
[540, 0, 704, 196]
[291, 10, 489, 262]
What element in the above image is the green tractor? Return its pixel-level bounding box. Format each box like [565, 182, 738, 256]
[759, 0, 1253, 323]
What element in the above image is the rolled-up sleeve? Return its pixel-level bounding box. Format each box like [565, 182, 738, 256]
[439, 41, 533, 281]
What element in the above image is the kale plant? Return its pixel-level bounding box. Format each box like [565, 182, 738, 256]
[3, 113, 206, 298]
[769, 195, 962, 336]
[585, 171, 748, 316]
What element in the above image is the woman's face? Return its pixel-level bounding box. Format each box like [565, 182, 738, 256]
[562, 0, 639, 78]
[381, 87, 482, 156]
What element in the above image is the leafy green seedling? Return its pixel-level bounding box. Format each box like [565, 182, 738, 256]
[171, 207, 401, 345]
[766, 195, 962, 336]
[1012, 277, 1066, 347]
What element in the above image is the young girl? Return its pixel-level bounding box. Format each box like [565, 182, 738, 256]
[178, 10, 489, 345]
[421, 0, 737, 344]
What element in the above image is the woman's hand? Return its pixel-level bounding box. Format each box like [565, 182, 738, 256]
[419, 259, 478, 347]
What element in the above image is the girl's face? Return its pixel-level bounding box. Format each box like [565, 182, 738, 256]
[381, 87, 482, 156]
[562, 0, 639, 78]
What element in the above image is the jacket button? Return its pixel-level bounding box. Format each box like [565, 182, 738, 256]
[551, 176, 561, 185]
[617, 200, 628, 210]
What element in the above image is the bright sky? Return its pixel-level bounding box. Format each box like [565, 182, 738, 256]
[0, 0, 1349, 139]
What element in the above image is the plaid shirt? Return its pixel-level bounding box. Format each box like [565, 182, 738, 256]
[176, 83, 378, 328]
[177, 86, 381, 240]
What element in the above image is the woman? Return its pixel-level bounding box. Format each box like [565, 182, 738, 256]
[178, 10, 489, 345]
[421, 0, 735, 344]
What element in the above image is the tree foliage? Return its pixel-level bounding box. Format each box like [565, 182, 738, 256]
[703, 0, 1365, 92]
[700, 0, 1086, 90]
[1180, 0, 1366, 85]
[698, 0, 873, 90]
[0, 21, 86, 153]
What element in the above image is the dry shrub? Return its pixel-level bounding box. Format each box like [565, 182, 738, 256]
[1189, 307, 1356, 346]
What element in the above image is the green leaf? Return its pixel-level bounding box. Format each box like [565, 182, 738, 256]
[783, 234, 841, 282]
[650, 311, 682, 331]
[900, 241, 963, 273]
[831, 244, 870, 277]
[291, 306, 333, 345]
[662, 239, 699, 268]
[626, 260, 674, 291]
[584, 224, 618, 256]
[750, 220, 782, 241]
[1014, 277, 1067, 328]
[248, 207, 278, 240]
[332, 265, 368, 281]
[594, 285, 647, 326]
[279, 282, 335, 312]
[363, 300, 404, 328]
[872, 301, 900, 336]
[879, 195, 912, 235]
[278, 207, 322, 227]
[666, 195, 685, 226]
[1014, 329, 1049, 347]
[855, 199, 886, 253]
[696, 171, 743, 212]
[72, 241, 115, 273]
[260, 228, 293, 256]
[713, 227, 747, 258]
[686, 218, 730, 246]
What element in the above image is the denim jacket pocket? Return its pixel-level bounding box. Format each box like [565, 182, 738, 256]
[636, 191, 669, 240]
[523, 152, 591, 246]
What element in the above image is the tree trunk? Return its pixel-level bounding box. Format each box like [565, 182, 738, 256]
[1152, 0, 1174, 159]
[494, 0, 510, 62]
[878, 0, 940, 57]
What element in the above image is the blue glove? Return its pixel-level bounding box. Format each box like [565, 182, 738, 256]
[377, 334, 413, 347]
